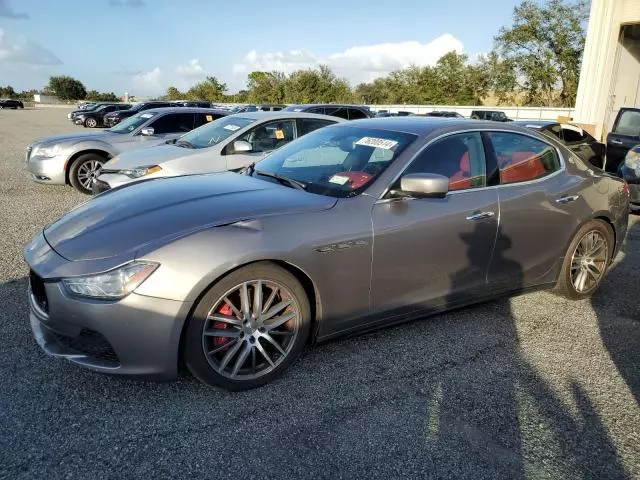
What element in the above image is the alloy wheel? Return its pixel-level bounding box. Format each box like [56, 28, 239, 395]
[570, 230, 608, 293]
[202, 279, 301, 380]
[86, 118, 97, 127]
[76, 160, 103, 190]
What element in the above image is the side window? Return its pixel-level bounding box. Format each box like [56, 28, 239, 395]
[325, 107, 349, 119]
[150, 113, 195, 134]
[404, 132, 486, 191]
[194, 112, 223, 128]
[308, 107, 326, 115]
[613, 110, 640, 136]
[348, 108, 368, 120]
[235, 119, 296, 153]
[297, 118, 334, 136]
[488, 132, 560, 185]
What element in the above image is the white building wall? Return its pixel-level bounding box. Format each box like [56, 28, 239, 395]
[574, 0, 640, 139]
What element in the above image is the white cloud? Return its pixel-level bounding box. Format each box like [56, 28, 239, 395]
[175, 58, 206, 79]
[0, 28, 62, 65]
[231, 34, 464, 86]
[131, 67, 163, 96]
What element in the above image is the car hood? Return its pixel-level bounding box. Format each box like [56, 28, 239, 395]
[32, 131, 116, 146]
[103, 144, 198, 170]
[44, 172, 337, 261]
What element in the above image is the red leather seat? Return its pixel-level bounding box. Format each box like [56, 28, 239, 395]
[500, 151, 545, 184]
[449, 151, 473, 190]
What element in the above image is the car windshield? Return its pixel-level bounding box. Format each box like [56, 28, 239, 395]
[250, 125, 417, 198]
[108, 111, 157, 134]
[176, 116, 255, 148]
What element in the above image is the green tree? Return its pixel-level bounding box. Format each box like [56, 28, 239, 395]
[493, 0, 588, 106]
[477, 52, 519, 105]
[0, 85, 16, 98]
[47, 76, 87, 100]
[186, 76, 227, 102]
[86, 90, 120, 102]
[165, 86, 184, 100]
[246, 71, 286, 104]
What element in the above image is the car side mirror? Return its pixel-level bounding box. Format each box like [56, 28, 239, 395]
[141, 127, 155, 136]
[232, 140, 252, 153]
[393, 173, 449, 198]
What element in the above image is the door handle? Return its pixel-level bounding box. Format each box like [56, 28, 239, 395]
[466, 211, 495, 221]
[610, 140, 623, 145]
[556, 195, 579, 204]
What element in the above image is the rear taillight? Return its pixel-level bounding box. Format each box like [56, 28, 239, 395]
[623, 181, 631, 197]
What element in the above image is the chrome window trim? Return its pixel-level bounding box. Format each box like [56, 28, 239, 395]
[376, 128, 566, 203]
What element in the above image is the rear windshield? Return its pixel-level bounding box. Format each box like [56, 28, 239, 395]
[614, 110, 640, 136]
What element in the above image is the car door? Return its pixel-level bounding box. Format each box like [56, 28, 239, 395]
[224, 118, 297, 170]
[371, 132, 499, 315]
[485, 131, 582, 291]
[296, 117, 336, 137]
[606, 108, 640, 172]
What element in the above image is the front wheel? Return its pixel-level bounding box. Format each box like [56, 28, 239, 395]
[84, 117, 98, 128]
[183, 263, 311, 391]
[69, 154, 105, 194]
[554, 220, 614, 299]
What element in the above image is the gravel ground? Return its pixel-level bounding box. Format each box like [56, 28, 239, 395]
[1, 109, 639, 480]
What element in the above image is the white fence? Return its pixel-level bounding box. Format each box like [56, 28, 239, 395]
[367, 105, 575, 121]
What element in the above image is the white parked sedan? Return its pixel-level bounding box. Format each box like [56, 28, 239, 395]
[92, 112, 343, 193]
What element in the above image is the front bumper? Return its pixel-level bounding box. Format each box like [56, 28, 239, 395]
[26, 258, 192, 380]
[25, 154, 68, 185]
[73, 117, 85, 125]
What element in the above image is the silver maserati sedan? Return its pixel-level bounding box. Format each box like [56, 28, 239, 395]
[24, 117, 630, 390]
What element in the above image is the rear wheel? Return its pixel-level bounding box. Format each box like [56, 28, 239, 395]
[69, 153, 105, 194]
[183, 263, 311, 391]
[554, 220, 614, 299]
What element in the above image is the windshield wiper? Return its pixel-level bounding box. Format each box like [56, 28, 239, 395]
[254, 170, 307, 190]
[175, 140, 195, 148]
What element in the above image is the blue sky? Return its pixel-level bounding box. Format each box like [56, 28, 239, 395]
[0, 0, 522, 96]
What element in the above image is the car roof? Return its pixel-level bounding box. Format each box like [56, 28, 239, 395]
[226, 111, 347, 121]
[340, 116, 540, 136]
[136, 107, 231, 115]
[286, 104, 370, 110]
[511, 120, 557, 128]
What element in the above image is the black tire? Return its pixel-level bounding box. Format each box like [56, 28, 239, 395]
[69, 153, 106, 194]
[554, 219, 614, 300]
[183, 262, 311, 391]
[84, 117, 98, 128]
[471, 114, 480, 119]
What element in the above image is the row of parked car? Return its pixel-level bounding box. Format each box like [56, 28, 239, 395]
[28, 102, 638, 205]
[24, 102, 633, 391]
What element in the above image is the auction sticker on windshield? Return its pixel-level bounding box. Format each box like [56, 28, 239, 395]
[141, 113, 154, 119]
[355, 137, 398, 150]
[329, 174, 350, 185]
[224, 124, 241, 131]
[206, 115, 213, 122]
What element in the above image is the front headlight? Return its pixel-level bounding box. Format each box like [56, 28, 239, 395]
[118, 165, 162, 178]
[32, 144, 62, 158]
[62, 261, 158, 299]
[624, 149, 639, 171]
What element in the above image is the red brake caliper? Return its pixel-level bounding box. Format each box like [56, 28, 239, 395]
[213, 304, 233, 347]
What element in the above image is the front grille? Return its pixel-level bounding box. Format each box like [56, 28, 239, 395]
[29, 271, 48, 313]
[51, 329, 119, 364]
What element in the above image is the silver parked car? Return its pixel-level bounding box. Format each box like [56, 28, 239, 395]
[24, 118, 630, 390]
[25, 107, 228, 194]
[93, 112, 343, 193]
